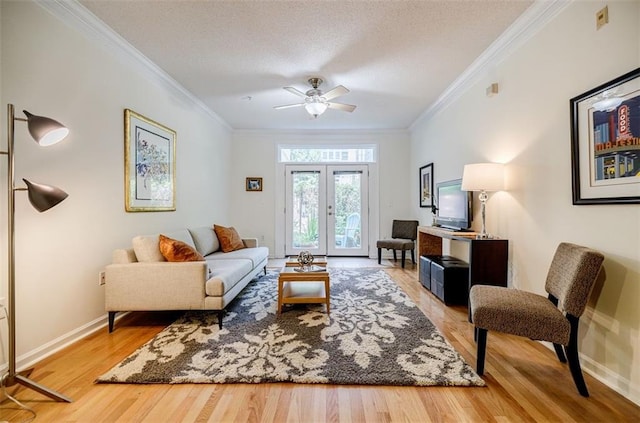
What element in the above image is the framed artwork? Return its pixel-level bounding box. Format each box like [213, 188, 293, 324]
[570, 68, 640, 204]
[124, 109, 176, 212]
[246, 177, 263, 192]
[419, 163, 434, 208]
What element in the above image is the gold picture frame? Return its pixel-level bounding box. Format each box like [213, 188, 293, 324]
[246, 177, 263, 191]
[124, 109, 176, 212]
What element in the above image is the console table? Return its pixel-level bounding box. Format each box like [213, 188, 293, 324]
[417, 226, 508, 303]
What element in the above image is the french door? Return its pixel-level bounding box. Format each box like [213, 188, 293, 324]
[285, 164, 369, 257]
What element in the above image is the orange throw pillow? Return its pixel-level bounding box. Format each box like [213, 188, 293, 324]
[213, 224, 245, 253]
[158, 234, 205, 262]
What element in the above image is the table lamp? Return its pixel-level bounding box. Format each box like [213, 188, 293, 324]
[461, 163, 504, 239]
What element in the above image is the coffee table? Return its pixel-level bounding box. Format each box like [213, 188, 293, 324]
[277, 266, 330, 314]
[284, 256, 327, 267]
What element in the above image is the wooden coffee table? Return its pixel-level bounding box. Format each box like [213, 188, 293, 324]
[284, 256, 327, 267]
[277, 266, 330, 314]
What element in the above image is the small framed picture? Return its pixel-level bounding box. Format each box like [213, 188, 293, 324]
[419, 163, 434, 208]
[246, 177, 263, 192]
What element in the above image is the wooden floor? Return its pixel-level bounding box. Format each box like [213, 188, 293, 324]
[2, 258, 639, 422]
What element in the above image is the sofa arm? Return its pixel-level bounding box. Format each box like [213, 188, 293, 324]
[105, 261, 209, 311]
[242, 238, 258, 248]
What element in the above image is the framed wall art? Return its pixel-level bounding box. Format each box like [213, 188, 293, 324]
[419, 163, 434, 208]
[246, 177, 263, 192]
[570, 67, 640, 204]
[124, 109, 176, 212]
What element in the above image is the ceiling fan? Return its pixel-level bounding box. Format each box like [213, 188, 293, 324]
[274, 78, 356, 118]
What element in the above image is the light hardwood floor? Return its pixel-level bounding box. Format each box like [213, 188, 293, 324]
[1, 258, 638, 422]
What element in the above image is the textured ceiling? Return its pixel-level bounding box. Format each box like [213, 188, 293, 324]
[79, 0, 533, 130]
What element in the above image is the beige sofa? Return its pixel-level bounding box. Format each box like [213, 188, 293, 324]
[105, 226, 269, 332]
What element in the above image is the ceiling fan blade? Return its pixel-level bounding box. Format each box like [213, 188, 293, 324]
[327, 102, 356, 112]
[274, 103, 305, 110]
[323, 85, 349, 101]
[283, 87, 307, 98]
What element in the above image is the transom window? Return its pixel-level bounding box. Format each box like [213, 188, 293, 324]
[279, 145, 376, 163]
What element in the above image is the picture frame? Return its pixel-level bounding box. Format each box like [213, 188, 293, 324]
[570, 68, 640, 205]
[124, 109, 176, 212]
[419, 163, 434, 208]
[246, 177, 263, 192]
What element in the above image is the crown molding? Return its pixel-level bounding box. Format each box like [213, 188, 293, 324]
[410, 0, 572, 130]
[35, 0, 232, 131]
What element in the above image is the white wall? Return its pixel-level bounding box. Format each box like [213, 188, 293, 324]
[230, 130, 411, 257]
[0, 1, 231, 368]
[411, 1, 640, 404]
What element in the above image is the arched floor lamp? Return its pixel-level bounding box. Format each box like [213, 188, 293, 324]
[1, 104, 72, 402]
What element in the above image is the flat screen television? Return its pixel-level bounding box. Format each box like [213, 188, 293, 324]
[434, 178, 472, 231]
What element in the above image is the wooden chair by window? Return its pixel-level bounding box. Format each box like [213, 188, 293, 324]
[376, 220, 419, 268]
[469, 242, 604, 396]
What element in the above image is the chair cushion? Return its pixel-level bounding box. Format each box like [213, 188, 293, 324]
[376, 238, 415, 250]
[469, 285, 571, 345]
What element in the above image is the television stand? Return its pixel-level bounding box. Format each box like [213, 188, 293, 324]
[417, 226, 508, 317]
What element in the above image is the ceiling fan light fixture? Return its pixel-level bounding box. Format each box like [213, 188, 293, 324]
[305, 101, 328, 116]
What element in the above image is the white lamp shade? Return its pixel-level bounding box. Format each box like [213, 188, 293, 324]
[305, 102, 328, 116]
[461, 163, 505, 192]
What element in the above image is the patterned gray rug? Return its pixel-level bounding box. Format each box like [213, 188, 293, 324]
[97, 268, 484, 387]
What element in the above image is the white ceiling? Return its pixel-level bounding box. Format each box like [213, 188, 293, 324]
[79, 0, 534, 131]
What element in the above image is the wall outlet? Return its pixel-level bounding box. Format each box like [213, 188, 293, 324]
[98, 271, 106, 286]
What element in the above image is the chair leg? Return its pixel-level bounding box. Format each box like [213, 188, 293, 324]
[553, 343, 567, 363]
[567, 315, 589, 397]
[411, 249, 415, 264]
[377, 248, 382, 264]
[476, 327, 487, 375]
[392, 250, 397, 262]
[401, 250, 406, 268]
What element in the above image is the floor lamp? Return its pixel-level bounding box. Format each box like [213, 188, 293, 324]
[1, 104, 72, 402]
[461, 163, 504, 239]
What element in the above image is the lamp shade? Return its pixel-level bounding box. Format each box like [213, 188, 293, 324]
[305, 102, 328, 116]
[23, 110, 69, 146]
[22, 179, 68, 212]
[461, 163, 505, 192]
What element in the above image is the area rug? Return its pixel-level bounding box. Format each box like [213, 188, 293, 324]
[96, 268, 484, 387]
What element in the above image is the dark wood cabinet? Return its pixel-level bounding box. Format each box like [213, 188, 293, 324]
[417, 226, 508, 302]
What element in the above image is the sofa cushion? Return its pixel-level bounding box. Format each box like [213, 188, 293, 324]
[164, 229, 197, 248]
[205, 259, 253, 296]
[159, 234, 205, 262]
[206, 246, 268, 269]
[132, 235, 165, 262]
[132, 230, 196, 263]
[214, 224, 246, 253]
[188, 226, 220, 256]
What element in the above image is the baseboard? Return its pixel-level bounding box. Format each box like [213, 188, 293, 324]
[540, 341, 639, 407]
[8, 312, 128, 373]
[580, 353, 640, 407]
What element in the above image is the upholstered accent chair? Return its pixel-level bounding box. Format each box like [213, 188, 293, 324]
[376, 220, 419, 268]
[469, 242, 604, 396]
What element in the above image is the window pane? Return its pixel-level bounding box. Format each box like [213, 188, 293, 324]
[291, 171, 320, 249]
[280, 146, 376, 163]
[333, 171, 362, 249]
